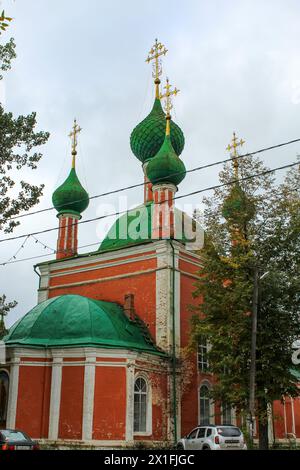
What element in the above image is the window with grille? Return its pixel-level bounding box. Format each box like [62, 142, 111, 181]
[134, 377, 147, 433]
[199, 384, 210, 425]
[197, 337, 209, 372]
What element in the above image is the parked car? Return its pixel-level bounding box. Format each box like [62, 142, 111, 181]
[177, 424, 247, 450]
[0, 429, 39, 450]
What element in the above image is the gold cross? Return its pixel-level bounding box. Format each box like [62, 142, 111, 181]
[146, 39, 168, 98]
[226, 132, 245, 178]
[69, 119, 82, 167]
[159, 78, 179, 117]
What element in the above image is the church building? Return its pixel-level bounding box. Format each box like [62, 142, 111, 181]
[0, 40, 299, 448]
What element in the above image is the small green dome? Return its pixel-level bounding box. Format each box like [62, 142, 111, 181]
[222, 183, 255, 223]
[130, 98, 185, 164]
[146, 134, 186, 186]
[52, 168, 89, 216]
[4, 295, 162, 354]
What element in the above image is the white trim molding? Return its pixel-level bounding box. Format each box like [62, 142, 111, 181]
[125, 361, 135, 443]
[82, 355, 96, 441]
[6, 358, 20, 428]
[48, 357, 63, 440]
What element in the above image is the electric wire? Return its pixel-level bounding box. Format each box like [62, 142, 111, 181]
[7, 137, 300, 222]
[0, 160, 298, 263]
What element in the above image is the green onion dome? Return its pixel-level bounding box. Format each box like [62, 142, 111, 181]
[52, 167, 89, 217]
[146, 131, 186, 186]
[130, 98, 185, 164]
[222, 183, 255, 223]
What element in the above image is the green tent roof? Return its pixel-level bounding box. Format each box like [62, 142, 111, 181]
[130, 98, 185, 164]
[4, 295, 163, 355]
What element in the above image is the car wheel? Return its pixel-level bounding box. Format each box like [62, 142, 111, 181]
[202, 446, 211, 450]
[177, 444, 184, 450]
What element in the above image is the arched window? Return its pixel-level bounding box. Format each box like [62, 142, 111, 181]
[0, 371, 9, 425]
[199, 384, 210, 425]
[134, 377, 148, 433]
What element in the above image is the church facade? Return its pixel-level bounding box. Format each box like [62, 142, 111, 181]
[0, 40, 300, 448]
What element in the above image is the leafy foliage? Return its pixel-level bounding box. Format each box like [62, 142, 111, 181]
[0, 30, 49, 233]
[0, 294, 17, 338]
[0, 17, 50, 330]
[190, 156, 300, 445]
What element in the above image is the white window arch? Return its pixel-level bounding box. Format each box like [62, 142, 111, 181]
[133, 375, 152, 435]
[0, 370, 9, 426]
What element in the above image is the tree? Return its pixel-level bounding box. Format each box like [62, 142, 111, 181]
[0, 18, 49, 329]
[0, 295, 17, 339]
[190, 155, 300, 449]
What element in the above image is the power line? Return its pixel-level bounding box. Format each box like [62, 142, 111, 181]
[7, 137, 300, 222]
[0, 160, 298, 247]
[0, 240, 101, 266]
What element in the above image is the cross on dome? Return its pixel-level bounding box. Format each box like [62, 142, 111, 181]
[146, 38, 168, 98]
[69, 118, 82, 168]
[226, 132, 245, 178]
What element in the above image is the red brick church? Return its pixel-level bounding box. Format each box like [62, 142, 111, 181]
[0, 40, 299, 448]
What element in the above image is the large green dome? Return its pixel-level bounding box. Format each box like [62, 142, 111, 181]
[130, 98, 185, 164]
[4, 295, 162, 354]
[146, 134, 186, 186]
[52, 168, 89, 217]
[99, 202, 191, 251]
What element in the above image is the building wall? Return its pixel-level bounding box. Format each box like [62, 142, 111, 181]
[6, 349, 168, 445]
[8, 239, 300, 445]
[93, 365, 126, 440]
[15, 361, 51, 438]
[58, 362, 84, 439]
[178, 250, 205, 436]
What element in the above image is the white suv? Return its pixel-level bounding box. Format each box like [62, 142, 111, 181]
[177, 425, 247, 450]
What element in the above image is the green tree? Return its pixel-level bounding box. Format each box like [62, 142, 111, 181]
[190, 155, 300, 449]
[0, 19, 49, 329]
[0, 294, 17, 338]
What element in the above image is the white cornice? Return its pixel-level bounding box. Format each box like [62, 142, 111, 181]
[8, 347, 166, 363]
[48, 252, 157, 278]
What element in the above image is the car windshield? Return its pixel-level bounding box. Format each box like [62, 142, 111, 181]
[216, 427, 241, 437]
[1, 430, 28, 442]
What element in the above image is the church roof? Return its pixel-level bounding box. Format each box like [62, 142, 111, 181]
[130, 98, 185, 164]
[4, 295, 164, 355]
[99, 202, 190, 251]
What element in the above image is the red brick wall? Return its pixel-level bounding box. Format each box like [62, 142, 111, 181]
[48, 257, 157, 339]
[93, 366, 126, 440]
[16, 365, 51, 438]
[58, 365, 84, 439]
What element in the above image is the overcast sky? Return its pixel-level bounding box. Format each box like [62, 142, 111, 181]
[1, 0, 300, 327]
